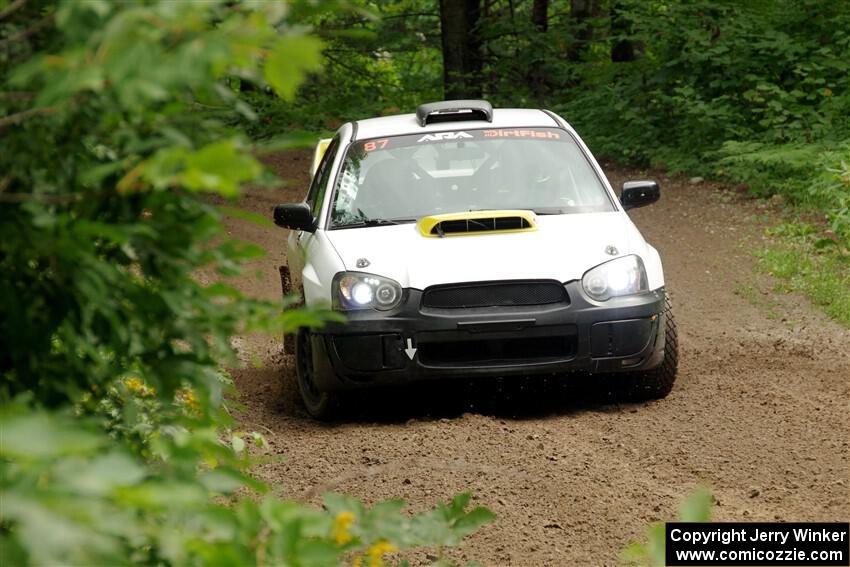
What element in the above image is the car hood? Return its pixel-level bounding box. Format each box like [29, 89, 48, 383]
[325, 212, 644, 289]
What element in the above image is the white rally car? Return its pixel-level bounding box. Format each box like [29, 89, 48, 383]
[275, 100, 677, 418]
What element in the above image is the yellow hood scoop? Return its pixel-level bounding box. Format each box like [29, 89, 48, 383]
[417, 210, 537, 237]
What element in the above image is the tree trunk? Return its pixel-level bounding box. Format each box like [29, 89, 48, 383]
[532, 0, 549, 32]
[567, 0, 597, 62]
[528, 0, 550, 99]
[611, 1, 637, 62]
[439, 0, 482, 99]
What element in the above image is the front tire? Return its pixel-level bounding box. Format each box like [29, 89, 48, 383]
[624, 296, 679, 400]
[295, 329, 340, 420]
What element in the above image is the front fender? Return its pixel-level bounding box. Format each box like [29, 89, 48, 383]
[298, 230, 346, 305]
[642, 243, 665, 291]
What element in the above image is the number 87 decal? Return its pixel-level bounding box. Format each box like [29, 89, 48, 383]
[363, 139, 389, 152]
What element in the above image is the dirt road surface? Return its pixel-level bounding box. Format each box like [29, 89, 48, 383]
[224, 150, 850, 566]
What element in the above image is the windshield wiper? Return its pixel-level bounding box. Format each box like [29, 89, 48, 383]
[335, 218, 416, 229]
[362, 218, 400, 226]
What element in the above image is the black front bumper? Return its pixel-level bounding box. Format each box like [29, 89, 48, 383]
[310, 282, 667, 390]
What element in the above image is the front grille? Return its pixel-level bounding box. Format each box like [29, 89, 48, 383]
[421, 280, 568, 309]
[418, 335, 575, 367]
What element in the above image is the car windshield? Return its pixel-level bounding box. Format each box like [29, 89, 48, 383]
[329, 127, 614, 228]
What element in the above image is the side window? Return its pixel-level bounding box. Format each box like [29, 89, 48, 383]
[306, 136, 340, 218]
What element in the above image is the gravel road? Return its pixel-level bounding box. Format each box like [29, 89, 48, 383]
[224, 149, 850, 566]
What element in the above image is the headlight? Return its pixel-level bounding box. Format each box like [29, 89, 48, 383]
[333, 272, 403, 311]
[581, 255, 648, 301]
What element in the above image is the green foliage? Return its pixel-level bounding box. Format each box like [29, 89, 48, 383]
[255, 1, 850, 162]
[265, 36, 326, 100]
[756, 222, 850, 327]
[0, 0, 332, 411]
[230, 1, 443, 138]
[621, 487, 714, 567]
[0, 1, 491, 565]
[716, 143, 850, 242]
[1, 406, 492, 566]
[555, 0, 850, 167]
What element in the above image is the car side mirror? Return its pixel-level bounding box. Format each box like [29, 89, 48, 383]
[273, 203, 316, 232]
[620, 180, 660, 210]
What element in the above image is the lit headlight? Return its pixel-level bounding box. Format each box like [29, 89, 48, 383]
[581, 255, 648, 301]
[333, 272, 403, 311]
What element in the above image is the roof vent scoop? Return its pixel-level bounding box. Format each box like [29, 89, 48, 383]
[416, 100, 493, 127]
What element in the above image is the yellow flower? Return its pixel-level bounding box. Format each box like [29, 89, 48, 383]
[176, 388, 201, 414]
[124, 377, 155, 397]
[366, 540, 397, 567]
[332, 511, 356, 546]
[823, 87, 833, 97]
[351, 557, 363, 567]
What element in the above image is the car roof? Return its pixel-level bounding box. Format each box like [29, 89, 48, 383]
[353, 108, 561, 141]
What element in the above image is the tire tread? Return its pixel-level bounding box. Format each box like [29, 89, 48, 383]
[627, 295, 678, 400]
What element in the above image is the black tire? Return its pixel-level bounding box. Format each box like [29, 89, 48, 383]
[295, 328, 340, 420]
[624, 296, 679, 400]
